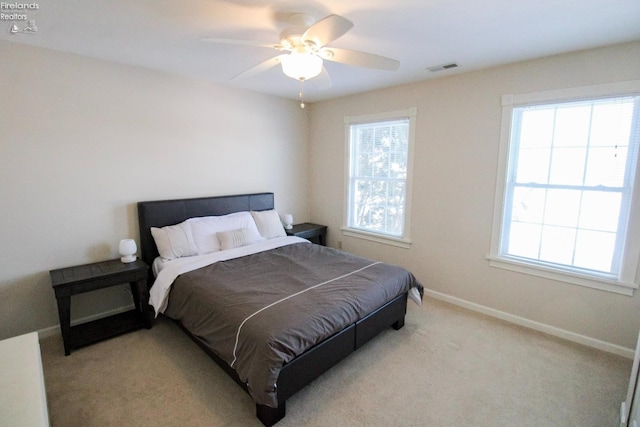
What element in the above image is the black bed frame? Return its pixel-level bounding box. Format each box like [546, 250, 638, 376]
[137, 192, 407, 426]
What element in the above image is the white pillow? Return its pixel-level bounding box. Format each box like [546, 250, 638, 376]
[150, 220, 198, 260]
[188, 211, 262, 254]
[217, 227, 262, 250]
[251, 209, 287, 239]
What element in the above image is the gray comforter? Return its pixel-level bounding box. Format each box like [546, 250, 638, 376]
[164, 242, 423, 407]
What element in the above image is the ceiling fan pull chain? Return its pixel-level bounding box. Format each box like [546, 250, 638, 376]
[299, 79, 306, 108]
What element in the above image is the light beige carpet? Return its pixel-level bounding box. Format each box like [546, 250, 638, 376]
[40, 297, 631, 426]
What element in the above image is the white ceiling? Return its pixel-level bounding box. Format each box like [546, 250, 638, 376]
[2, 0, 639, 102]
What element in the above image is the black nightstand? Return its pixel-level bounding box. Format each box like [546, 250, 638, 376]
[286, 223, 328, 246]
[49, 258, 152, 355]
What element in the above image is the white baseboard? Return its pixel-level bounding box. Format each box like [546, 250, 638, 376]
[423, 288, 635, 359]
[37, 304, 136, 340]
[39, 293, 635, 359]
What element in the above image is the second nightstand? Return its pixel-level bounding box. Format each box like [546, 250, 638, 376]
[286, 223, 327, 246]
[50, 258, 152, 355]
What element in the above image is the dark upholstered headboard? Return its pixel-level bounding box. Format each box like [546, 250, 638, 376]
[137, 192, 275, 268]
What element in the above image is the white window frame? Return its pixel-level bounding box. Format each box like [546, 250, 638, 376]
[488, 81, 640, 296]
[343, 108, 417, 248]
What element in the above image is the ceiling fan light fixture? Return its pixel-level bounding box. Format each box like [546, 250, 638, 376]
[280, 52, 323, 81]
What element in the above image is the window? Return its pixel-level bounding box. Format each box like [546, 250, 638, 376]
[343, 108, 417, 247]
[489, 82, 640, 295]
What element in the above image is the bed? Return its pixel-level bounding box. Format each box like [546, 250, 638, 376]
[137, 192, 423, 426]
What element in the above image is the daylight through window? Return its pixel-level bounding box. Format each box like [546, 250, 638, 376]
[344, 108, 416, 246]
[490, 84, 640, 294]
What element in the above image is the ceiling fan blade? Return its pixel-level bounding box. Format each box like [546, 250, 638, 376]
[321, 47, 400, 71]
[310, 66, 332, 90]
[233, 55, 286, 80]
[302, 14, 353, 48]
[201, 37, 281, 50]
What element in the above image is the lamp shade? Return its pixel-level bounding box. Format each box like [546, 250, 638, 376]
[280, 53, 323, 81]
[119, 239, 137, 263]
[283, 214, 294, 229]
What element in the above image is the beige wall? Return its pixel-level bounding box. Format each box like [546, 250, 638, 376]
[308, 41, 640, 350]
[2, 39, 640, 353]
[0, 41, 310, 339]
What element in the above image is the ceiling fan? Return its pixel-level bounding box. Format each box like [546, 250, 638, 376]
[202, 13, 400, 107]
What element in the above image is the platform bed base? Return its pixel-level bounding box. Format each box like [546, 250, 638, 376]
[175, 292, 408, 426]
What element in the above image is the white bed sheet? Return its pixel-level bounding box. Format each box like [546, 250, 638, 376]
[151, 257, 167, 278]
[149, 236, 308, 316]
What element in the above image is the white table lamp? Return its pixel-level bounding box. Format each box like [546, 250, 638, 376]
[283, 214, 294, 229]
[119, 239, 137, 263]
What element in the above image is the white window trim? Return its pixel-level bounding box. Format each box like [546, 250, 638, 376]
[343, 107, 417, 248]
[489, 80, 640, 296]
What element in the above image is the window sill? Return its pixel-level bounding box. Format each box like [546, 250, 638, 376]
[341, 228, 412, 249]
[486, 255, 638, 296]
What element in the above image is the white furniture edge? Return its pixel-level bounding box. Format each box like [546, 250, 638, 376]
[0, 332, 50, 427]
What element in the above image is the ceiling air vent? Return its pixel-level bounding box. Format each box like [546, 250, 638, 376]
[427, 62, 458, 72]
